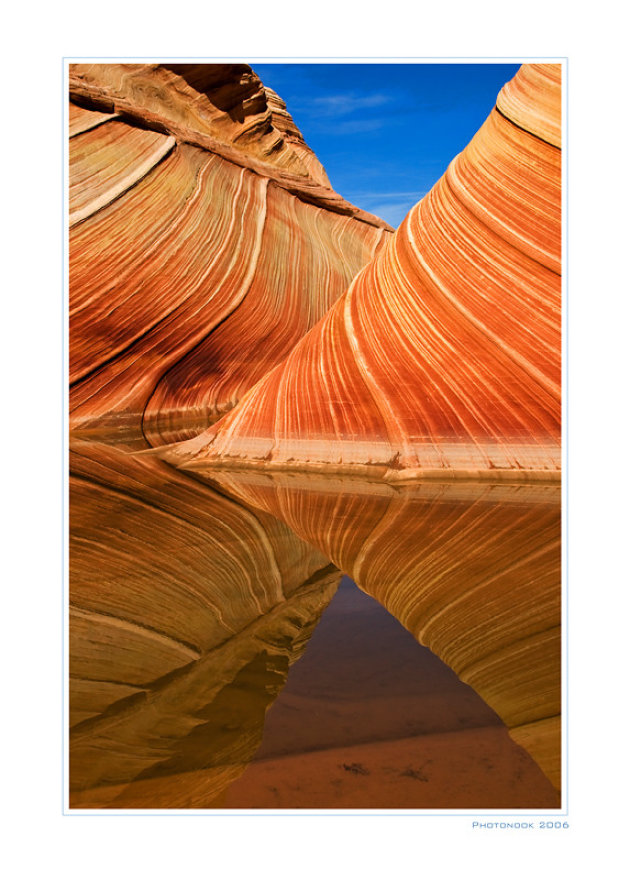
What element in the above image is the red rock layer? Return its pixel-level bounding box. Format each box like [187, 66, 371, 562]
[69, 65, 390, 441]
[203, 469, 561, 790]
[170, 64, 561, 477]
[69, 438, 339, 807]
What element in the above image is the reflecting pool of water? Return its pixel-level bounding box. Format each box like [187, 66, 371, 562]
[69, 434, 560, 809]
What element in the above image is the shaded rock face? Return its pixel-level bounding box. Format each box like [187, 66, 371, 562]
[171, 64, 561, 477]
[69, 437, 339, 808]
[69, 63, 335, 190]
[69, 63, 390, 442]
[201, 469, 561, 791]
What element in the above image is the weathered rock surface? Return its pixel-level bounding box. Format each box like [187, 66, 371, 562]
[69, 64, 390, 442]
[201, 469, 561, 791]
[169, 64, 561, 477]
[69, 438, 339, 807]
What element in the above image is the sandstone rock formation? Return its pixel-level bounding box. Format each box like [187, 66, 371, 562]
[200, 469, 561, 791]
[69, 64, 391, 443]
[68, 62, 563, 808]
[69, 438, 339, 807]
[168, 63, 561, 477]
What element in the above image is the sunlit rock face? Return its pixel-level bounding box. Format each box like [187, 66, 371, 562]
[69, 64, 390, 443]
[170, 64, 561, 477]
[200, 469, 561, 791]
[69, 438, 339, 808]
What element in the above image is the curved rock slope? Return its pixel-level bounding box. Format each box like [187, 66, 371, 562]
[69, 438, 339, 808]
[171, 64, 561, 477]
[69, 64, 390, 443]
[204, 469, 561, 792]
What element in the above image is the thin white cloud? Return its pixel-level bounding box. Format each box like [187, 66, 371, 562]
[333, 118, 387, 135]
[348, 191, 427, 228]
[369, 200, 417, 214]
[305, 92, 393, 117]
[349, 190, 426, 200]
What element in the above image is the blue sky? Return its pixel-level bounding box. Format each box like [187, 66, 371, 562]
[253, 63, 520, 228]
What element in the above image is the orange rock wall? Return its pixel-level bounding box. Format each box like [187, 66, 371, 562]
[173, 64, 561, 476]
[69, 65, 390, 442]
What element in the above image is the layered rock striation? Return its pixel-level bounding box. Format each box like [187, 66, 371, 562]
[69, 64, 391, 443]
[168, 64, 561, 478]
[69, 437, 339, 808]
[201, 469, 561, 791]
[69, 62, 563, 806]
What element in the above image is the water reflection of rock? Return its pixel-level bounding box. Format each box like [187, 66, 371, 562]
[196, 469, 561, 791]
[69, 438, 339, 808]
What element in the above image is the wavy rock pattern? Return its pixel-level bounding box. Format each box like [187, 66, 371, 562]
[69, 64, 390, 442]
[171, 63, 561, 477]
[69, 438, 339, 807]
[69, 63, 563, 807]
[71, 577, 338, 809]
[202, 470, 561, 791]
